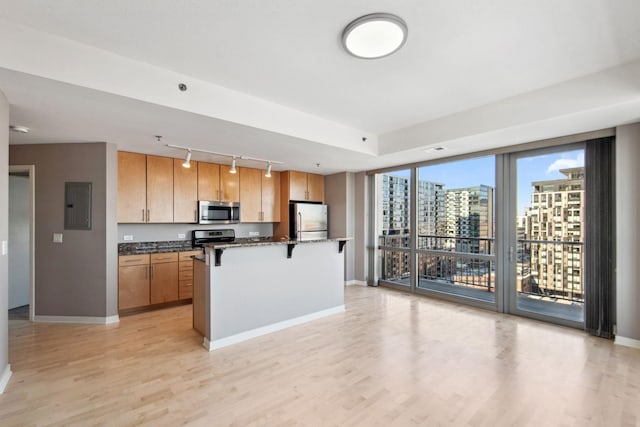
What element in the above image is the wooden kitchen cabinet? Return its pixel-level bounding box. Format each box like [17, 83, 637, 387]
[118, 152, 174, 223]
[117, 152, 147, 223]
[239, 167, 280, 222]
[178, 250, 202, 300]
[118, 250, 200, 314]
[286, 171, 324, 202]
[118, 254, 150, 310]
[307, 173, 325, 202]
[150, 252, 179, 304]
[198, 162, 239, 202]
[146, 155, 174, 223]
[261, 171, 281, 222]
[173, 159, 198, 223]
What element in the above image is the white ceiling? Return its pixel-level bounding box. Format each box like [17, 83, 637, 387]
[1, 0, 640, 173]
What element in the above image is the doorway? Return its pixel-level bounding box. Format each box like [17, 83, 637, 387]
[8, 165, 35, 321]
[507, 145, 585, 327]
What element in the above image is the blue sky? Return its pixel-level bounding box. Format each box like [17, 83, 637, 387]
[385, 149, 584, 215]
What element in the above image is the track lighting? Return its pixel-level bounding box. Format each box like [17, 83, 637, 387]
[166, 144, 281, 175]
[182, 150, 192, 168]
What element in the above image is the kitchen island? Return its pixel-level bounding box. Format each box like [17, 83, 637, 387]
[193, 237, 350, 351]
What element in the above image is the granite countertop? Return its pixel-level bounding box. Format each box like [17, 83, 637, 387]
[203, 237, 353, 249]
[118, 240, 201, 255]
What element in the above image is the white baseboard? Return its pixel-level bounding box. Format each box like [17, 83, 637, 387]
[205, 305, 346, 351]
[615, 335, 640, 349]
[345, 280, 367, 286]
[0, 364, 12, 394]
[34, 315, 120, 325]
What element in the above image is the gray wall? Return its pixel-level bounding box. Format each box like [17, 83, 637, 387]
[325, 172, 356, 281]
[105, 144, 118, 317]
[615, 123, 640, 342]
[9, 143, 118, 318]
[0, 90, 9, 389]
[354, 172, 368, 283]
[117, 222, 273, 243]
[8, 174, 29, 309]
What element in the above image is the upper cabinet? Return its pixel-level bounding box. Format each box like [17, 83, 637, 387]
[173, 159, 198, 223]
[287, 171, 324, 202]
[146, 155, 174, 223]
[118, 152, 147, 223]
[239, 167, 281, 222]
[197, 162, 239, 202]
[118, 152, 174, 223]
[117, 151, 281, 224]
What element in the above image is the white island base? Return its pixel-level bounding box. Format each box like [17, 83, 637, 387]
[196, 239, 348, 351]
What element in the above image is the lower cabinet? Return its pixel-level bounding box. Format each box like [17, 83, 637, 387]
[118, 255, 151, 310]
[118, 250, 202, 313]
[150, 253, 179, 304]
[179, 250, 201, 299]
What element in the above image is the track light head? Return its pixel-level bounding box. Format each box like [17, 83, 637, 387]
[265, 162, 272, 178]
[182, 150, 192, 168]
[230, 157, 237, 174]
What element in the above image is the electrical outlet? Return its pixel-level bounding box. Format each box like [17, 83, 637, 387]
[249, 231, 260, 237]
[123, 235, 134, 241]
[53, 233, 63, 243]
[178, 233, 186, 239]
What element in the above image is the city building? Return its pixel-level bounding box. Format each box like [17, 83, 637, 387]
[518, 167, 584, 301]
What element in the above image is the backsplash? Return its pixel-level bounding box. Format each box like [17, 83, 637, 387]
[117, 222, 274, 243]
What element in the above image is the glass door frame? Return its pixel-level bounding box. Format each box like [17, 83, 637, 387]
[503, 143, 586, 329]
[374, 163, 499, 313]
[376, 168, 417, 292]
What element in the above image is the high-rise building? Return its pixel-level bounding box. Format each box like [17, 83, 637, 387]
[377, 174, 494, 285]
[518, 167, 584, 301]
[444, 185, 494, 254]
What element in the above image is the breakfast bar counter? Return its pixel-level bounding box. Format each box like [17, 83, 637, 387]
[193, 238, 351, 351]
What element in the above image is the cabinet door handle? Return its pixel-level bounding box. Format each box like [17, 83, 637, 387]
[194, 209, 197, 222]
[146, 209, 150, 222]
[217, 189, 221, 201]
[150, 265, 154, 279]
[145, 266, 148, 279]
[141, 209, 145, 222]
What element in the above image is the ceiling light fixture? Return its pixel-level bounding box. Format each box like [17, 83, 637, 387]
[9, 125, 29, 133]
[166, 144, 282, 177]
[342, 13, 408, 59]
[182, 150, 192, 168]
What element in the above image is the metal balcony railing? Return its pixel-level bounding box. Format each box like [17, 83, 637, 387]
[516, 239, 584, 303]
[378, 235, 585, 303]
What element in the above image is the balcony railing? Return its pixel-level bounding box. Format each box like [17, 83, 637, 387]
[379, 234, 495, 292]
[378, 235, 585, 304]
[516, 239, 584, 303]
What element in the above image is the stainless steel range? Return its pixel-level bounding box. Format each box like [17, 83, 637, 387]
[191, 229, 235, 247]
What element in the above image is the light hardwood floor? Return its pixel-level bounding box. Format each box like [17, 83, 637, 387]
[1, 286, 639, 426]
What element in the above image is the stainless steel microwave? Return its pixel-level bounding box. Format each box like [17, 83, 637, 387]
[198, 201, 240, 224]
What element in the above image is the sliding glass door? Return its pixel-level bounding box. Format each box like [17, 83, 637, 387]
[508, 146, 585, 325]
[415, 157, 496, 304]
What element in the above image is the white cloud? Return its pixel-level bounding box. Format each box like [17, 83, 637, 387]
[546, 152, 584, 174]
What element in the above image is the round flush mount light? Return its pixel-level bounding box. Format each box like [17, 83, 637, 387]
[342, 13, 408, 59]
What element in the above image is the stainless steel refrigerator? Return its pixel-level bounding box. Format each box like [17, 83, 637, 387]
[290, 203, 328, 241]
